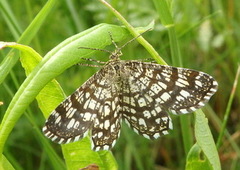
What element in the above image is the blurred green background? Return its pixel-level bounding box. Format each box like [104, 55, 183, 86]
[0, 0, 240, 169]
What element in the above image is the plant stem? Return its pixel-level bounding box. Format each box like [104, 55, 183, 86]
[216, 65, 240, 148]
[98, 0, 167, 65]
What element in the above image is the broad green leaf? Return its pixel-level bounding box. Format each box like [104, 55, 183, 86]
[0, 154, 15, 170]
[62, 137, 117, 170]
[194, 110, 221, 170]
[186, 143, 212, 170]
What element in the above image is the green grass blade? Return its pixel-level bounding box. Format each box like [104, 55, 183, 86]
[153, 0, 192, 155]
[0, 0, 22, 39]
[152, 0, 181, 76]
[0, 0, 58, 85]
[216, 65, 240, 148]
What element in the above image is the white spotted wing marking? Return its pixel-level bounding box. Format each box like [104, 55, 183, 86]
[43, 62, 123, 151]
[90, 80, 122, 151]
[43, 56, 218, 151]
[120, 61, 217, 139]
[43, 77, 98, 144]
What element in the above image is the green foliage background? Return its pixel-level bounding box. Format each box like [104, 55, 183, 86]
[0, 0, 240, 169]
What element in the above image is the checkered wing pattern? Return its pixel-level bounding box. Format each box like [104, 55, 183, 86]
[43, 69, 122, 151]
[43, 58, 218, 151]
[120, 61, 218, 139]
[90, 76, 122, 151]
